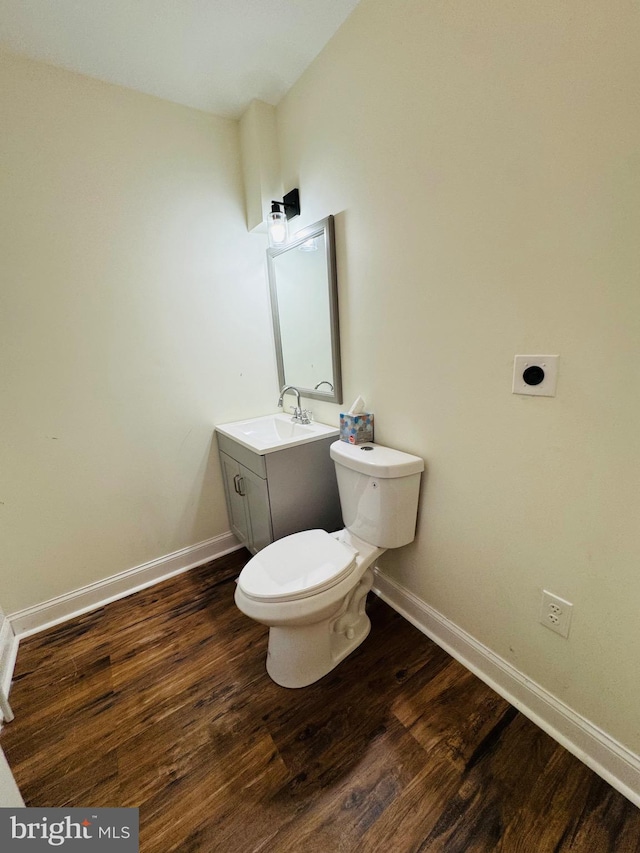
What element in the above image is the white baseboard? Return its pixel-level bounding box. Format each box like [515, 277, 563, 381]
[9, 532, 242, 639]
[372, 568, 640, 809]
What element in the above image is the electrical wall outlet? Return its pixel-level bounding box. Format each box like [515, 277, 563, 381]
[540, 590, 573, 638]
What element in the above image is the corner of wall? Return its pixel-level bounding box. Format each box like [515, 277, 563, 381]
[239, 100, 282, 232]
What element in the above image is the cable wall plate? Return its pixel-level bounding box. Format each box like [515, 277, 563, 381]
[512, 355, 559, 397]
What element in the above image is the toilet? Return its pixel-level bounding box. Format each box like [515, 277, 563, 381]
[234, 439, 424, 688]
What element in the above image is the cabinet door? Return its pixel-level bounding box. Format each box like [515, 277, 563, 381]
[219, 452, 249, 546]
[242, 467, 273, 553]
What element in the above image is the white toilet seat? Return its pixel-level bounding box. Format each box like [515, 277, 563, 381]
[238, 529, 357, 603]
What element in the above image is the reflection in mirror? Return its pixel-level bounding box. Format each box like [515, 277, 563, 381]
[267, 216, 342, 404]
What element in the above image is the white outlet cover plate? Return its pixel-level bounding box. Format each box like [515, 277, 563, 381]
[540, 589, 573, 638]
[512, 354, 559, 397]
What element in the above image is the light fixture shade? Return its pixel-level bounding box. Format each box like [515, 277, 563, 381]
[268, 208, 288, 247]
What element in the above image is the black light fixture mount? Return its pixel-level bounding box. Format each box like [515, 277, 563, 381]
[271, 188, 300, 221]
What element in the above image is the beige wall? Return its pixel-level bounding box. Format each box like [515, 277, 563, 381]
[277, 0, 640, 754]
[0, 50, 277, 612]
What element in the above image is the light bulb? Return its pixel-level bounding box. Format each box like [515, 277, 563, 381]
[268, 209, 288, 247]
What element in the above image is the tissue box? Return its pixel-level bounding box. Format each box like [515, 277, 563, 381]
[340, 413, 374, 444]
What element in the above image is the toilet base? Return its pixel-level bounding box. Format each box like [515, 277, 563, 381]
[266, 612, 371, 688]
[265, 568, 374, 688]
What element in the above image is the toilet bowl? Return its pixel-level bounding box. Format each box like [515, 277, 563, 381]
[235, 528, 383, 687]
[234, 439, 424, 688]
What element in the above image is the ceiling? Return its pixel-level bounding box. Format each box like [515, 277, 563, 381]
[0, 0, 361, 118]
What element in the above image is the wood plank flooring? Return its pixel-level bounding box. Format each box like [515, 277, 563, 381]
[1, 550, 639, 852]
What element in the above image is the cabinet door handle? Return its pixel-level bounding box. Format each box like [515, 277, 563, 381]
[234, 474, 246, 497]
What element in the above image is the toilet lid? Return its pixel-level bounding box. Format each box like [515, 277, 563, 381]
[238, 529, 358, 602]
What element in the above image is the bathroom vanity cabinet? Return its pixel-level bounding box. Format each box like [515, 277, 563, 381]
[217, 433, 342, 554]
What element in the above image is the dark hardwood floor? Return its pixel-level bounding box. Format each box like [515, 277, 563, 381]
[1, 550, 639, 852]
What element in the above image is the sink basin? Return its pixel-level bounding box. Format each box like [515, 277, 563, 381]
[216, 413, 339, 455]
[237, 416, 313, 442]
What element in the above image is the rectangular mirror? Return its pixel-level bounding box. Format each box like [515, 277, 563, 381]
[267, 215, 342, 404]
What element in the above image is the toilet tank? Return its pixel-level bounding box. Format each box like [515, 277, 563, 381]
[329, 440, 424, 549]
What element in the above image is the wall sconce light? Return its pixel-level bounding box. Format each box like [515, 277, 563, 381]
[268, 188, 300, 247]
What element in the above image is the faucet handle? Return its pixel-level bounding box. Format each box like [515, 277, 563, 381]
[290, 407, 313, 424]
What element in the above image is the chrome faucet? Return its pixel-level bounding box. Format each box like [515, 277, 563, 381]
[277, 385, 311, 424]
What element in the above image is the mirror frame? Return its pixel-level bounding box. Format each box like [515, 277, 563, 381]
[267, 215, 343, 404]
